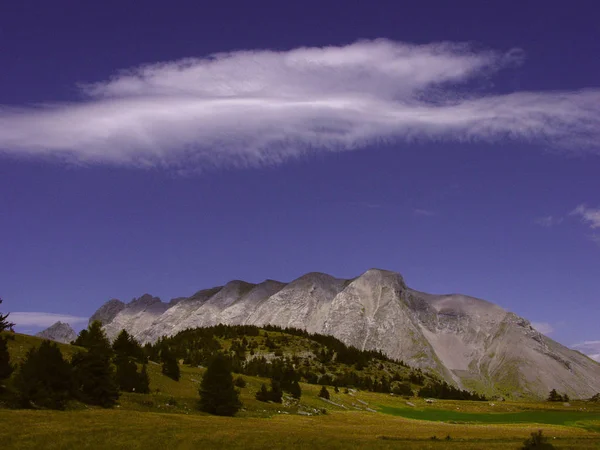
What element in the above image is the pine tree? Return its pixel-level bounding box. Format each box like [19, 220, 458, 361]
[14, 340, 73, 409]
[318, 385, 330, 400]
[113, 330, 144, 362]
[198, 353, 241, 416]
[0, 336, 14, 381]
[137, 364, 150, 394]
[547, 389, 562, 402]
[115, 357, 139, 392]
[0, 298, 15, 332]
[161, 347, 180, 381]
[71, 322, 119, 407]
[255, 383, 269, 402]
[269, 379, 283, 403]
[289, 380, 302, 399]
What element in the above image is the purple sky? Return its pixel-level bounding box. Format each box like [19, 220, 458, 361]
[1, 1, 599, 360]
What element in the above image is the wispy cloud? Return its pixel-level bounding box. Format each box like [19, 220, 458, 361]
[1, 40, 599, 170]
[570, 205, 600, 246]
[534, 216, 563, 227]
[10, 312, 88, 328]
[572, 340, 600, 362]
[571, 205, 600, 229]
[531, 322, 554, 335]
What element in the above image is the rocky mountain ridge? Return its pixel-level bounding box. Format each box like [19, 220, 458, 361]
[90, 268, 600, 398]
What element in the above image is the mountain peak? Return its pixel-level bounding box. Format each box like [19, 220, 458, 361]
[36, 321, 77, 344]
[89, 268, 600, 398]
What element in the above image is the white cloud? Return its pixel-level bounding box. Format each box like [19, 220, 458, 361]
[572, 341, 600, 362]
[535, 216, 563, 227]
[531, 322, 554, 335]
[9, 312, 88, 328]
[571, 205, 600, 229]
[0, 40, 599, 170]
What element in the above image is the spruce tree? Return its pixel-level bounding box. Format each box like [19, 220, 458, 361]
[71, 322, 119, 407]
[0, 336, 14, 381]
[14, 340, 72, 409]
[198, 353, 241, 416]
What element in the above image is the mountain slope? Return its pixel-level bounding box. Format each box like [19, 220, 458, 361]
[91, 268, 600, 398]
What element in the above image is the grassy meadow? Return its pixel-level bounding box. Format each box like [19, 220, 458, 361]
[1, 333, 600, 449]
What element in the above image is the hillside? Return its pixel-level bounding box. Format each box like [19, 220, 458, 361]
[90, 268, 600, 399]
[2, 331, 600, 449]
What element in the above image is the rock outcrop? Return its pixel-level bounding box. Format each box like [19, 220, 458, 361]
[36, 321, 77, 344]
[90, 268, 600, 399]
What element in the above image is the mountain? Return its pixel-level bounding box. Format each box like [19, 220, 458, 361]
[36, 321, 77, 344]
[90, 268, 600, 399]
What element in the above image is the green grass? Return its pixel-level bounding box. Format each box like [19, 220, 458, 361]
[2, 409, 600, 450]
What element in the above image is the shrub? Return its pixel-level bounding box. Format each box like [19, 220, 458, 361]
[521, 430, 555, 449]
[234, 376, 247, 388]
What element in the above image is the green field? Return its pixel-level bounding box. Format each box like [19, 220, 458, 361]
[2, 333, 600, 449]
[380, 405, 600, 430]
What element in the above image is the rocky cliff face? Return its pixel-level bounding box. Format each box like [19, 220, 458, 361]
[36, 321, 77, 344]
[91, 268, 600, 398]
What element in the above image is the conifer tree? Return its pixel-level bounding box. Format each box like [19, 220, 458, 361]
[161, 347, 180, 381]
[255, 383, 269, 402]
[0, 336, 14, 382]
[198, 353, 241, 416]
[0, 298, 15, 332]
[269, 379, 283, 403]
[115, 357, 139, 392]
[113, 329, 144, 362]
[289, 380, 302, 399]
[318, 385, 330, 400]
[71, 321, 119, 407]
[14, 340, 72, 409]
[138, 364, 150, 394]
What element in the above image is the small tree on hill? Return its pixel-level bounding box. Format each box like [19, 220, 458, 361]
[71, 321, 119, 407]
[14, 340, 73, 409]
[198, 353, 241, 416]
[318, 385, 330, 400]
[0, 298, 15, 332]
[161, 347, 180, 381]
